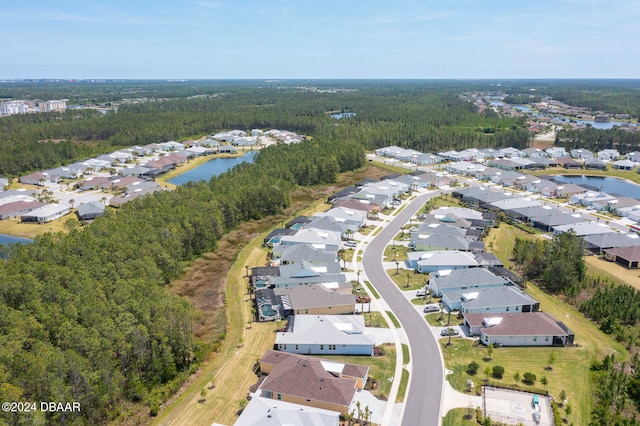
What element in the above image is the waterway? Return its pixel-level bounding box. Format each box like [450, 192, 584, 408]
[167, 151, 258, 185]
[0, 234, 32, 246]
[554, 175, 640, 199]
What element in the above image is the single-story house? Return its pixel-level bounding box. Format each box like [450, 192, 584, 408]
[583, 232, 640, 254]
[218, 144, 238, 154]
[613, 159, 636, 171]
[597, 149, 620, 161]
[0, 200, 46, 220]
[441, 285, 539, 314]
[20, 204, 70, 223]
[275, 315, 375, 356]
[553, 222, 615, 237]
[259, 350, 369, 416]
[414, 250, 479, 274]
[429, 267, 508, 297]
[584, 159, 607, 170]
[463, 312, 574, 347]
[76, 201, 106, 221]
[555, 157, 582, 169]
[603, 246, 640, 269]
[233, 396, 340, 426]
[274, 285, 356, 316]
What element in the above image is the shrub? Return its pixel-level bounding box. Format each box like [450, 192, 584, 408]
[467, 361, 480, 375]
[492, 365, 505, 379]
[523, 372, 537, 385]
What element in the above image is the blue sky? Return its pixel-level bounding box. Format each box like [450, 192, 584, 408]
[2, 0, 639, 79]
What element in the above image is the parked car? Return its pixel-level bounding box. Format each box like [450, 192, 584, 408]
[440, 327, 459, 337]
[416, 288, 426, 297]
[423, 305, 440, 313]
[343, 241, 357, 248]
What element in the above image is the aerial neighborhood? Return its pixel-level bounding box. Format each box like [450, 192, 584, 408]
[4, 132, 640, 424]
[0, 129, 305, 224]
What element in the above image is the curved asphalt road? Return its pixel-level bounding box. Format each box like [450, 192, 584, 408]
[362, 192, 445, 426]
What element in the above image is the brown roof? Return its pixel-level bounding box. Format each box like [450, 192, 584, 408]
[259, 351, 367, 407]
[0, 200, 46, 215]
[464, 312, 568, 337]
[603, 245, 640, 262]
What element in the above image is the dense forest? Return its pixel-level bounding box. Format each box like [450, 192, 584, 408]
[0, 80, 531, 177]
[556, 126, 640, 154]
[0, 137, 364, 424]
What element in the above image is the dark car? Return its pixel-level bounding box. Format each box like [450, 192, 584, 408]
[440, 327, 459, 337]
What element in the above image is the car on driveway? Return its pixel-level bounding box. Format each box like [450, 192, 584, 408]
[416, 288, 426, 297]
[343, 241, 357, 248]
[440, 327, 459, 337]
[423, 305, 440, 313]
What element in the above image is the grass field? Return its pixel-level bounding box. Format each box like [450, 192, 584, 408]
[476, 222, 629, 425]
[386, 268, 428, 291]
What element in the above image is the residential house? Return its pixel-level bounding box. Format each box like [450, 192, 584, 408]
[488, 197, 541, 212]
[413, 250, 479, 274]
[522, 148, 546, 158]
[597, 149, 620, 161]
[430, 207, 484, 222]
[429, 267, 508, 297]
[528, 210, 584, 232]
[314, 207, 367, 232]
[441, 285, 539, 314]
[583, 232, 640, 254]
[233, 396, 340, 426]
[258, 350, 368, 416]
[274, 243, 338, 266]
[274, 285, 356, 316]
[603, 246, 640, 268]
[555, 157, 582, 169]
[19, 171, 50, 186]
[584, 159, 606, 170]
[0, 200, 46, 220]
[613, 159, 636, 170]
[412, 153, 444, 165]
[463, 312, 574, 347]
[76, 201, 106, 221]
[570, 149, 594, 160]
[497, 147, 524, 158]
[625, 152, 640, 163]
[277, 228, 341, 253]
[263, 228, 298, 247]
[553, 222, 615, 237]
[555, 183, 587, 198]
[20, 204, 70, 223]
[218, 144, 238, 154]
[275, 315, 375, 356]
[545, 147, 568, 158]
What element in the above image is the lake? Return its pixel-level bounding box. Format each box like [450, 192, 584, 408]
[554, 175, 640, 199]
[168, 151, 258, 185]
[0, 234, 32, 246]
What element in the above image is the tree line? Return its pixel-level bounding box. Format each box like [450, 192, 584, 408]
[0, 137, 364, 424]
[0, 81, 531, 177]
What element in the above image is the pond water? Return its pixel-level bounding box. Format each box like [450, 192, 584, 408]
[0, 234, 32, 246]
[554, 175, 640, 199]
[168, 151, 258, 185]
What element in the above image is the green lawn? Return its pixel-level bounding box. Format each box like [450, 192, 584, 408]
[441, 339, 591, 425]
[385, 268, 427, 291]
[386, 311, 401, 328]
[363, 280, 381, 299]
[363, 311, 389, 328]
[475, 223, 629, 425]
[315, 343, 397, 401]
[442, 408, 478, 426]
[383, 244, 409, 261]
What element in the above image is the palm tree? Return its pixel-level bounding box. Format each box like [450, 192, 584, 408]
[69, 199, 75, 209]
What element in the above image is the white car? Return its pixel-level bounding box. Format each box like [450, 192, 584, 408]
[416, 288, 426, 297]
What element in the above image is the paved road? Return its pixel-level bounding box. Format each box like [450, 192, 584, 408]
[362, 192, 444, 426]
